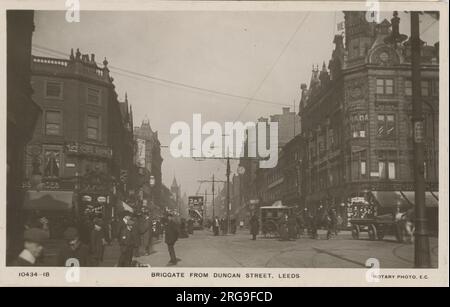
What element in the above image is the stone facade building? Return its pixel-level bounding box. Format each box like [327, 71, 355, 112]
[6, 10, 42, 261]
[134, 119, 163, 207]
[299, 12, 439, 229]
[22, 49, 135, 237]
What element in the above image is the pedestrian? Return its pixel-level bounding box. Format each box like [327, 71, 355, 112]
[279, 214, 289, 241]
[310, 212, 319, 239]
[11, 228, 48, 266]
[115, 211, 132, 241]
[187, 218, 194, 235]
[155, 220, 161, 240]
[118, 216, 139, 267]
[58, 227, 91, 267]
[336, 214, 344, 231]
[223, 217, 229, 234]
[219, 217, 225, 235]
[139, 209, 154, 256]
[132, 213, 142, 257]
[213, 216, 220, 236]
[329, 208, 338, 236]
[165, 213, 180, 266]
[287, 213, 297, 240]
[250, 214, 259, 240]
[297, 211, 305, 238]
[90, 217, 106, 266]
[230, 217, 237, 234]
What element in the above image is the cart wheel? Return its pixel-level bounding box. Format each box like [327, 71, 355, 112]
[263, 221, 278, 238]
[395, 223, 405, 243]
[368, 224, 377, 241]
[351, 225, 360, 240]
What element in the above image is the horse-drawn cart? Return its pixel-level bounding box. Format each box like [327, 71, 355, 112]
[260, 202, 294, 238]
[350, 213, 405, 242]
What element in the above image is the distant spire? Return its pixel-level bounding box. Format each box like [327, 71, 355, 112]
[322, 61, 327, 72]
[143, 115, 150, 125]
[125, 92, 128, 103]
[171, 175, 179, 189]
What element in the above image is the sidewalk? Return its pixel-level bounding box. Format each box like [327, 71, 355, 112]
[39, 237, 162, 267]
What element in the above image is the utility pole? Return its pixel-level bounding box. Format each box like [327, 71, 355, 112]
[410, 11, 431, 268]
[212, 174, 215, 219]
[198, 174, 227, 221]
[204, 189, 207, 221]
[195, 156, 264, 234]
[226, 156, 231, 234]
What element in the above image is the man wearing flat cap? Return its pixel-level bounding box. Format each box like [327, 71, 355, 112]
[12, 228, 49, 266]
[118, 216, 139, 266]
[57, 227, 91, 267]
[90, 217, 107, 266]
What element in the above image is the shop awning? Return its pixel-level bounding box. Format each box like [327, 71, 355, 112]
[401, 191, 439, 208]
[23, 190, 74, 211]
[121, 201, 134, 213]
[370, 191, 410, 208]
[260, 201, 290, 209]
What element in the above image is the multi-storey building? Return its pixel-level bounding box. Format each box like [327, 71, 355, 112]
[230, 174, 243, 222]
[281, 134, 305, 207]
[7, 10, 42, 261]
[22, 49, 135, 238]
[134, 119, 163, 207]
[270, 107, 302, 147]
[299, 12, 439, 230]
[250, 108, 301, 206]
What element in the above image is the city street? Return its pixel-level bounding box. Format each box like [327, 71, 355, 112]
[133, 229, 438, 268]
[5, 9, 442, 279]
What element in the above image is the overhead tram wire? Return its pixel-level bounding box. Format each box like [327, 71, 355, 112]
[31, 44, 291, 108]
[233, 12, 310, 122]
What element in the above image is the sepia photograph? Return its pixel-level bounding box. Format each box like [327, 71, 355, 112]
[1, 0, 448, 288]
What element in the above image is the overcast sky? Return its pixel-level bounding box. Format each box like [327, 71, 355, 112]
[32, 10, 439, 197]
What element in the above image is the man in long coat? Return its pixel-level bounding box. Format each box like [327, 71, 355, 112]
[165, 214, 180, 265]
[139, 210, 154, 255]
[287, 214, 298, 240]
[250, 214, 259, 240]
[118, 218, 139, 267]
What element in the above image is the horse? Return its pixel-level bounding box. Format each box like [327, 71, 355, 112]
[402, 208, 415, 244]
[394, 207, 415, 243]
[310, 209, 333, 239]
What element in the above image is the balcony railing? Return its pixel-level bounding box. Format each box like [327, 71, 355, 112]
[32, 56, 69, 67]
